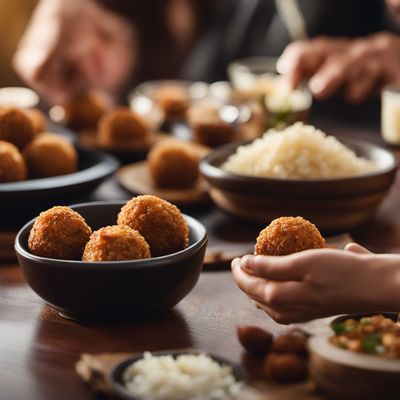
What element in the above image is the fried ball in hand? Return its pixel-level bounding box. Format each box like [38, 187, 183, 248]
[27, 108, 47, 135]
[0, 107, 35, 149]
[0, 140, 27, 182]
[28, 206, 92, 260]
[82, 225, 151, 262]
[64, 91, 107, 130]
[117, 195, 189, 257]
[98, 107, 149, 149]
[23, 133, 78, 178]
[255, 216, 325, 256]
[148, 140, 200, 188]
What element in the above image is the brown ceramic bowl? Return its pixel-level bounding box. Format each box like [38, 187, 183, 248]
[309, 312, 400, 400]
[15, 201, 207, 321]
[200, 137, 398, 232]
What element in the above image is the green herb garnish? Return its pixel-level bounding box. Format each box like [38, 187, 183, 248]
[362, 334, 382, 354]
[332, 322, 356, 334]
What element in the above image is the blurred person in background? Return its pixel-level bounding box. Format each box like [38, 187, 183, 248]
[13, 0, 400, 105]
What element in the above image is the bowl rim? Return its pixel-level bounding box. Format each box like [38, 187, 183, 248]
[200, 136, 399, 184]
[309, 312, 400, 372]
[14, 200, 208, 269]
[0, 148, 119, 192]
[108, 349, 246, 400]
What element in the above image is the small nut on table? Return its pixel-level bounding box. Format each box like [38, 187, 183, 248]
[264, 353, 308, 383]
[237, 325, 273, 357]
[271, 332, 308, 356]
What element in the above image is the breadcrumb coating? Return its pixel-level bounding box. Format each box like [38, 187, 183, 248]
[0, 140, 27, 182]
[82, 225, 151, 261]
[255, 216, 325, 256]
[117, 195, 189, 257]
[28, 206, 92, 260]
[0, 107, 35, 149]
[23, 133, 78, 178]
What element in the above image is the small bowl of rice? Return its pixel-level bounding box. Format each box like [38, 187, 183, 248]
[200, 123, 398, 232]
[109, 350, 245, 400]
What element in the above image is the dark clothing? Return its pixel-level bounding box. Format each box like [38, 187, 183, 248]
[98, 0, 399, 82]
[182, 0, 398, 82]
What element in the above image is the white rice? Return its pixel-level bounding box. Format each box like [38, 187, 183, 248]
[122, 352, 242, 400]
[222, 122, 377, 179]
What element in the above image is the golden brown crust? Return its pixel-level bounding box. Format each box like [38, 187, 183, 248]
[98, 107, 149, 148]
[148, 141, 200, 188]
[255, 216, 325, 256]
[117, 195, 189, 257]
[64, 91, 107, 130]
[27, 108, 47, 135]
[82, 225, 151, 261]
[0, 107, 35, 149]
[28, 206, 92, 260]
[0, 140, 27, 182]
[23, 133, 78, 178]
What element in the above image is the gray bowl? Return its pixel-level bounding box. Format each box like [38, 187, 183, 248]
[200, 136, 398, 232]
[15, 201, 207, 321]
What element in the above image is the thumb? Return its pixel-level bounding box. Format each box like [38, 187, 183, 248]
[344, 243, 372, 254]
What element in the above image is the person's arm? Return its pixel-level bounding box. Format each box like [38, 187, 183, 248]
[13, 0, 136, 105]
[231, 243, 400, 324]
[277, 32, 400, 103]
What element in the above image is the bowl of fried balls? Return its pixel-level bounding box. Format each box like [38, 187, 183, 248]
[0, 106, 118, 221]
[15, 195, 208, 321]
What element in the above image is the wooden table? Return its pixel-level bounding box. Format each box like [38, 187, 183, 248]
[1, 103, 400, 400]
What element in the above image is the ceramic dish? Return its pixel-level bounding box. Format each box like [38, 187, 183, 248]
[309, 312, 400, 400]
[108, 349, 245, 400]
[117, 161, 210, 206]
[0, 148, 118, 226]
[200, 136, 398, 232]
[15, 201, 207, 321]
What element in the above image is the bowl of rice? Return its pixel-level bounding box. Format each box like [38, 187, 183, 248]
[109, 350, 245, 400]
[200, 123, 398, 232]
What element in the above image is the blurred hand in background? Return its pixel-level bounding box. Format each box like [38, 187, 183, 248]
[13, 0, 136, 105]
[277, 32, 400, 104]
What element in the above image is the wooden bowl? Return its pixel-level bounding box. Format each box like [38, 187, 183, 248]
[15, 201, 207, 321]
[309, 313, 400, 400]
[200, 137, 398, 232]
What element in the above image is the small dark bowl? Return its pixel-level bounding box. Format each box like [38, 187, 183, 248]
[0, 147, 119, 226]
[109, 349, 246, 400]
[200, 136, 398, 232]
[15, 201, 207, 321]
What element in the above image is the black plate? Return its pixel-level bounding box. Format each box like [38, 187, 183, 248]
[108, 349, 246, 400]
[0, 148, 119, 227]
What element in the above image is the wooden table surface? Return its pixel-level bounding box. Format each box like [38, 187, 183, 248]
[1, 103, 400, 400]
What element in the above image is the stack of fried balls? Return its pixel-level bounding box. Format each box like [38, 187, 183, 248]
[28, 195, 189, 261]
[0, 106, 77, 183]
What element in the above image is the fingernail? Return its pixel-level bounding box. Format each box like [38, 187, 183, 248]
[276, 57, 289, 74]
[309, 77, 326, 94]
[241, 255, 253, 273]
[231, 257, 240, 270]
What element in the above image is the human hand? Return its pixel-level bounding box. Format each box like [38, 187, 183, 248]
[231, 243, 400, 324]
[13, 0, 136, 105]
[277, 32, 400, 103]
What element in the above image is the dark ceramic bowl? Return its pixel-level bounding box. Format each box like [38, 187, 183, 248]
[200, 136, 398, 232]
[15, 201, 207, 321]
[0, 147, 118, 226]
[109, 349, 245, 400]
